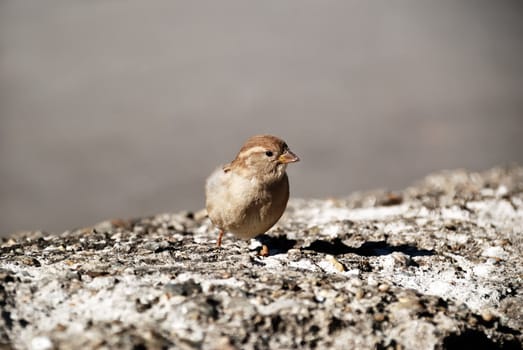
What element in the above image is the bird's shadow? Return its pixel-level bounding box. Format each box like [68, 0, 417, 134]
[303, 238, 434, 257]
[256, 236, 433, 257]
[256, 235, 297, 255]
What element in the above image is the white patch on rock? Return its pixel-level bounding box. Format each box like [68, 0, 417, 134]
[322, 223, 341, 238]
[386, 254, 505, 312]
[289, 259, 318, 272]
[467, 199, 523, 230]
[441, 206, 471, 221]
[317, 260, 341, 274]
[257, 299, 298, 316]
[292, 201, 410, 227]
[388, 320, 439, 350]
[496, 185, 508, 198]
[481, 246, 508, 260]
[384, 222, 410, 235]
[473, 263, 495, 278]
[446, 233, 469, 244]
[30, 336, 53, 350]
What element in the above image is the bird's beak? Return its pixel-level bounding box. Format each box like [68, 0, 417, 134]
[278, 150, 300, 164]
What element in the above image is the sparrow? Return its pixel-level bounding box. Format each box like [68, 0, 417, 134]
[205, 135, 300, 250]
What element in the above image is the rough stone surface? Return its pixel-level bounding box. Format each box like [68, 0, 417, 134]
[1, 166, 522, 350]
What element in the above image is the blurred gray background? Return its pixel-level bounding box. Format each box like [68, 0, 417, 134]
[1, 0, 522, 235]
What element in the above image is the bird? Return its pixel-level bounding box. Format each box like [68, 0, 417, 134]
[205, 134, 299, 252]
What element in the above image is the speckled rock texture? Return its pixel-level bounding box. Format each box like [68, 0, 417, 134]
[1, 166, 522, 350]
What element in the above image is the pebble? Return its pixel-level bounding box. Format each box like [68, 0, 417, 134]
[374, 313, 386, 322]
[355, 289, 365, 299]
[481, 310, 495, 323]
[326, 255, 346, 272]
[378, 283, 390, 293]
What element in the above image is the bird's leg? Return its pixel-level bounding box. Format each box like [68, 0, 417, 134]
[216, 229, 224, 247]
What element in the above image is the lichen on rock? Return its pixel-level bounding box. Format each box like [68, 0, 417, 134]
[1, 166, 522, 349]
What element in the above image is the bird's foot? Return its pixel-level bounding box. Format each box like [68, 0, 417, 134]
[258, 244, 270, 257]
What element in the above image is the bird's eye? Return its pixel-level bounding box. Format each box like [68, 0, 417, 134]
[265, 151, 274, 157]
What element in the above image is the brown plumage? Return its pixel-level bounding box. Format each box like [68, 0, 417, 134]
[205, 135, 299, 248]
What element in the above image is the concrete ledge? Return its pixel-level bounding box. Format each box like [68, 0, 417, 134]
[1, 166, 522, 349]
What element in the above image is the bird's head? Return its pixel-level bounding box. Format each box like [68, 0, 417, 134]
[230, 134, 299, 183]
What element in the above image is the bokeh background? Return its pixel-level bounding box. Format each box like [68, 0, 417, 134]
[1, 0, 522, 235]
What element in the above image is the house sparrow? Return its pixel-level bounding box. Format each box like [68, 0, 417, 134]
[205, 135, 299, 249]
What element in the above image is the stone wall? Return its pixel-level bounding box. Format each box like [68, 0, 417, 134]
[1, 166, 522, 349]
